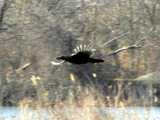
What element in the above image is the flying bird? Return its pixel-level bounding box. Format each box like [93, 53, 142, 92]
[51, 32, 142, 66]
[51, 44, 104, 65]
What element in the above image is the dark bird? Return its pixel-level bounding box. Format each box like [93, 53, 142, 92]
[56, 51, 104, 64]
[51, 44, 104, 65]
[51, 32, 142, 66]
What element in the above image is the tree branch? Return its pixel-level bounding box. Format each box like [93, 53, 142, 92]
[0, 0, 9, 32]
[16, 63, 31, 73]
[101, 31, 130, 48]
[108, 45, 141, 56]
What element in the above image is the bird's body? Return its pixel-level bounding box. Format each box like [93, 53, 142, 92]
[57, 52, 104, 64]
[54, 45, 104, 65]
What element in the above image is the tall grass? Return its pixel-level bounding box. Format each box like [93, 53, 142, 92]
[18, 85, 115, 120]
[16, 76, 154, 120]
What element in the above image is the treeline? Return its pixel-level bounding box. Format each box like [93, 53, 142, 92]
[0, 0, 160, 106]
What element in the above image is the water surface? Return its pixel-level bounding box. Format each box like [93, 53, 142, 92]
[0, 107, 160, 120]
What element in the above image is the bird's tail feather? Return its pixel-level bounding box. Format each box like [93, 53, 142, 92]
[90, 58, 104, 63]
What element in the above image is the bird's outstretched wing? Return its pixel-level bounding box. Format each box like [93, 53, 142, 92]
[72, 44, 96, 56]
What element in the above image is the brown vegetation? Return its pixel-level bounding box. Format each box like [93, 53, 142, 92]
[0, 0, 160, 107]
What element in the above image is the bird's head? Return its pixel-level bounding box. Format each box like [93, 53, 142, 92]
[56, 56, 68, 60]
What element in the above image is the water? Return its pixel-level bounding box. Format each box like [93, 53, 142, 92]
[0, 107, 160, 120]
[0, 107, 20, 120]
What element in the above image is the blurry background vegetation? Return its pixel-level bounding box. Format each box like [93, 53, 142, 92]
[0, 0, 160, 106]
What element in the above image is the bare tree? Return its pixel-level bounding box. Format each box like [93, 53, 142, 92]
[0, 0, 10, 31]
